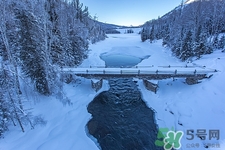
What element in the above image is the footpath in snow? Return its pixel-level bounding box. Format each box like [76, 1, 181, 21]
[0, 29, 225, 150]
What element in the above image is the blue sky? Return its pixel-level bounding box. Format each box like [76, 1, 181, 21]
[81, 0, 183, 26]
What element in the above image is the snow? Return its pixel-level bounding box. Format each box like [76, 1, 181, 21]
[1, 30, 225, 150]
[0, 78, 109, 150]
[100, 46, 150, 60]
[148, 80, 159, 85]
[138, 49, 225, 149]
[91, 79, 102, 84]
[184, 0, 196, 4]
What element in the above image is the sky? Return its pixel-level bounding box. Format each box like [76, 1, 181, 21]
[80, 0, 183, 26]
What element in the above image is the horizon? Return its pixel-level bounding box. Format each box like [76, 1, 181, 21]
[81, 0, 183, 26]
[81, 0, 182, 26]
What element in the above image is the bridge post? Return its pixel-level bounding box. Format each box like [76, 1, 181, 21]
[91, 79, 103, 92]
[143, 79, 158, 94]
[186, 77, 198, 85]
[186, 75, 207, 85]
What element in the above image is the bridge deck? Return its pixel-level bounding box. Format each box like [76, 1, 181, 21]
[63, 66, 216, 79]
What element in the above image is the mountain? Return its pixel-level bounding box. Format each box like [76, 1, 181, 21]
[97, 22, 127, 30]
[97, 21, 143, 30]
[184, 0, 196, 4]
[96, 22, 143, 34]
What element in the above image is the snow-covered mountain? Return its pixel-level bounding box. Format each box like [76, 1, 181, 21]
[184, 0, 196, 4]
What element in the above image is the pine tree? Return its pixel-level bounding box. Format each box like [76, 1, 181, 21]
[173, 27, 184, 57]
[194, 25, 206, 58]
[0, 0, 26, 134]
[218, 35, 225, 49]
[213, 35, 219, 49]
[45, 0, 63, 66]
[149, 25, 155, 43]
[0, 88, 10, 137]
[180, 30, 193, 61]
[0, 67, 19, 135]
[16, 10, 50, 95]
[162, 25, 170, 47]
[141, 28, 148, 42]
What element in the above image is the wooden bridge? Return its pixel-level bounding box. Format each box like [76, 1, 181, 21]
[62, 65, 217, 92]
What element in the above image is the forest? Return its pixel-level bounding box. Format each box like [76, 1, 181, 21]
[0, 0, 106, 137]
[141, 0, 225, 61]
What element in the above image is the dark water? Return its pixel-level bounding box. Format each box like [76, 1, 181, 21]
[87, 54, 162, 150]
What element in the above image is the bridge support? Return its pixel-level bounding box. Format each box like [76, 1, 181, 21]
[143, 80, 158, 93]
[185, 75, 207, 85]
[91, 79, 103, 92]
[186, 77, 199, 85]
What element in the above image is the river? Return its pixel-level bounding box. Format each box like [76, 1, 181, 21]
[87, 54, 163, 150]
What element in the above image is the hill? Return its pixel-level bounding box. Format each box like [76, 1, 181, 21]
[141, 0, 225, 61]
[97, 21, 143, 34]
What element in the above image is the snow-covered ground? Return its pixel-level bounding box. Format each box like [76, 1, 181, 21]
[0, 29, 224, 150]
[138, 50, 225, 150]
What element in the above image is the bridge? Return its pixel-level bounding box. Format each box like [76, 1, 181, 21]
[62, 65, 217, 92]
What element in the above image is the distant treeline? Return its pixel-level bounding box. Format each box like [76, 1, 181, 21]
[105, 29, 121, 34]
[105, 29, 135, 34]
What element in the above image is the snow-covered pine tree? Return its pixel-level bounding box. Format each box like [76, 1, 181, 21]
[149, 25, 155, 43]
[180, 30, 193, 61]
[172, 27, 184, 57]
[16, 10, 50, 95]
[0, 68, 10, 137]
[141, 28, 148, 42]
[162, 25, 170, 47]
[213, 35, 219, 49]
[45, 0, 63, 66]
[218, 35, 225, 50]
[194, 25, 204, 58]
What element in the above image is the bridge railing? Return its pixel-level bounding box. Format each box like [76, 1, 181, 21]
[63, 67, 217, 75]
[83, 65, 207, 69]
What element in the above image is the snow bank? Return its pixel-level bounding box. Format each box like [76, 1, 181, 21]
[0, 77, 109, 150]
